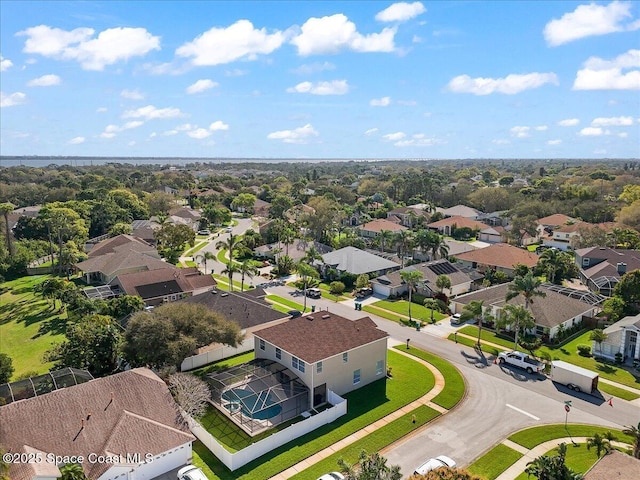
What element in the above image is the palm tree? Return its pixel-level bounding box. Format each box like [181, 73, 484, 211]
[0, 202, 14, 256]
[587, 432, 612, 457]
[59, 462, 87, 480]
[505, 271, 546, 314]
[499, 304, 535, 349]
[338, 450, 402, 480]
[536, 248, 562, 284]
[430, 232, 449, 260]
[303, 245, 323, 264]
[221, 262, 238, 291]
[394, 230, 414, 267]
[238, 259, 258, 291]
[295, 261, 319, 312]
[400, 269, 424, 323]
[589, 329, 608, 356]
[195, 251, 216, 274]
[623, 422, 640, 459]
[216, 233, 240, 290]
[378, 229, 393, 253]
[460, 300, 485, 347]
[423, 298, 440, 324]
[525, 443, 583, 480]
[436, 274, 452, 294]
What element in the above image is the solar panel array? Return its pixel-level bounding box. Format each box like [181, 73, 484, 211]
[427, 262, 458, 276]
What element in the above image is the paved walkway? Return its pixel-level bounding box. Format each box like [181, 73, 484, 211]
[495, 437, 631, 480]
[269, 345, 448, 480]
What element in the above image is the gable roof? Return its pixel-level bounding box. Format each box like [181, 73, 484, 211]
[115, 267, 216, 299]
[77, 249, 169, 279]
[441, 205, 482, 218]
[360, 218, 408, 233]
[583, 450, 640, 480]
[1, 368, 194, 480]
[322, 247, 399, 275]
[88, 234, 155, 258]
[371, 259, 472, 289]
[427, 215, 488, 231]
[536, 213, 576, 226]
[254, 313, 388, 363]
[180, 288, 287, 330]
[455, 243, 539, 269]
[453, 283, 594, 328]
[603, 313, 640, 334]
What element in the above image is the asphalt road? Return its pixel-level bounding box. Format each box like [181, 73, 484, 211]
[196, 217, 255, 275]
[262, 285, 639, 478]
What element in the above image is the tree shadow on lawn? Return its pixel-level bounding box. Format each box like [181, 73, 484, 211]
[34, 315, 68, 338]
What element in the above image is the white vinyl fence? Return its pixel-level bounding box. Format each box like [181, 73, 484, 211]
[180, 338, 254, 371]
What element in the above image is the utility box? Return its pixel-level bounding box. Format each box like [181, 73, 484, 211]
[550, 360, 599, 394]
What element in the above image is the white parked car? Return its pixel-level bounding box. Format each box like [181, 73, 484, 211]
[414, 455, 456, 476]
[177, 465, 208, 480]
[317, 473, 345, 480]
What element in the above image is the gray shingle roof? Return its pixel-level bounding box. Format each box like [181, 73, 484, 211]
[322, 246, 399, 275]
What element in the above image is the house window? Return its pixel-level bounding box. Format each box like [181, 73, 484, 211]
[275, 347, 281, 359]
[536, 325, 545, 336]
[259, 339, 265, 351]
[317, 361, 323, 374]
[582, 257, 590, 266]
[376, 360, 383, 376]
[292, 356, 305, 373]
[353, 369, 361, 385]
[343, 352, 348, 363]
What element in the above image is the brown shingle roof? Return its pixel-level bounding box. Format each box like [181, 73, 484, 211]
[88, 234, 155, 258]
[536, 213, 575, 226]
[77, 249, 169, 279]
[360, 218, 408, 233]
[427, 215, 488, 231]
[254, 313, 388, 363]
[115, 267, 216, 298]
[583, 450, 640, 480]
[456, 243, 539, 269]
[1, 368, 194, 480]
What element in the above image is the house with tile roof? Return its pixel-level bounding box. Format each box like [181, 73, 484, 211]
[575, 247, 640, 296]
[321, 246, 400, 277]
[451, 283, 598, 339]
[535, 213, 577, 242]
[371, 259, 473, 298]
[454, 243, 539, 277]
[386, 205, 432, 227]
[427, 215, 488, 237]
[438, 204, 483, 219]
[112, 267, 216, 306]
[478, 225, 506, 244]
[358, 218, 407, 238]
[0, 368, 195, 480]
[253, 312, 388, 408]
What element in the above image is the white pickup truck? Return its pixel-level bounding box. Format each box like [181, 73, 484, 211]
[498, 351, 544, 374]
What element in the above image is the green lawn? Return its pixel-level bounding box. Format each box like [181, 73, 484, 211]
[193, 350, 434, 479]
[467, 444, 523, 480]
[371, 299, 446, 323]
[513, 443, 602, 480]
[190, 351, 255, 377]
[393, 345, 466, 409]
[0, 275, 70, 380]
[509, 424, 632, 449]
[265, 294, 310, 313]
[457, 327, 640, 390]
[447, 333, 504, 356]
[184, 241, 208, 257]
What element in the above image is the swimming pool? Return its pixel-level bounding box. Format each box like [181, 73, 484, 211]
[222, 388, 282, 420]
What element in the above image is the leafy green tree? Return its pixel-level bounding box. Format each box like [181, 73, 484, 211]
[589, 329, 608, 356]
[536, 249, 578, 285]
[202, 204, 231, 226]
[356, 273, 370, 290]
[107, 188, 148, 219]
[123, 303, 243, 369]
[411, 466, 483, 479]
[109, 222, 133, 236]
[600, 296, 625, 323]
[101, 295, 145, 319]
[155, 223, 195, 262]
[0, 353, 14, 383]
[45, 315, 121, 377]
[59, 463, 87, 480]
[0, 202, 15, 256]
[329, 281, 346, 295]
[231, 192, 256, 213]
[460, 300, 485, 346]
[338, 450, 402, 480]
[436, 274, 452, 293]
[497, 304, 535, 349]
[622, 422, 640, 459]
[146, 191, 176, 215]
[41, 206, 89, 275]
[269, 193, 294, 219]
[613, 270, 640, 311]
[304, 196, 342, 242]
[275, 254, 294, 276]
[401, 269, 424, 323]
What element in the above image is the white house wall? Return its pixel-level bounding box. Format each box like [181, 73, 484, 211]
[97, 442, 192, 480]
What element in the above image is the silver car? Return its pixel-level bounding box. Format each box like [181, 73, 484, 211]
[414, 455, 456, 476]
[177, 465, 208, 480]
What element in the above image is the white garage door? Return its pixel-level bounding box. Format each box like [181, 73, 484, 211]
[372, 284, 391, 298]
[132, 444, 192, 480]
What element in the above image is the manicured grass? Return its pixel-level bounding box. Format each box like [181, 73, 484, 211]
[292, 405, 441, 480]
[513, 443, 601, 480]
[467, 444, 523, 480]
[265, 294, 310, 313]
[0, 275, 69, 379]
[190, 351, 255, 377]
[393, 345, 466, 409]
[317, 283, 349, 302]
[212, 275, 247, 291]
[599, 382, 640, 401]
[184, 241, 208, 257]
[447, 333, 504, 356]
[457, 327, 640, 390]
[363, 304, 405, 323]
[195, 350, 434, 479]
[372, 299, 446, 322]
[509, 424, 632, 449]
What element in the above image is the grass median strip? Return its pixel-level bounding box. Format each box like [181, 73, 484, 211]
[508, 424, 632, 449]
[447, 333, 504, 356]
[265, 294, 309, 312]
[467, 443, 523, 480]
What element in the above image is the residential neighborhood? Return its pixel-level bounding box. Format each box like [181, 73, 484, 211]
[1, 156, 640, 480]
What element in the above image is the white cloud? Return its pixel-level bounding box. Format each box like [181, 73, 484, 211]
[397, 100, 417, 106]
[412, 35, 423, 43]
[291, 61, 336, 75]
[618, 132, 629, 137]
[1, 55, 13, 71]
[17, 25, 160, 70]
[492, 139, 510, 145]
[544, 1, 639, 46]
[122, 105, 185, 120]
[364, 128, 379, 135]
[0, 91, 26, 107]
[510, 126, 531, 138]
[176, 20, 285, 66]
[186, 79, 218, 94]
[547, 139, 562, 145]
[68, 136, 85, 144]
[370, 96, 391, 107]
[394, 134, 442, 147]
[209, 120, 229, 131]
[579, 127, 610, 136]
[535, 125, 548, 131]
[187, 128, 211, 139]
[175, 123, 193, 131]
[27, 74, 61, 87]
[96, 107, 108, 113]
[121, 89, 144, 100]
[267, 123, 319, 144]
[100, 132, 116, 139]
[558, 118, 580, 126]
[291, 14, 396, 56]
[383, 132, 406, 141]
[287, 80, 349, 95]
[163, 130, 178, 136]
[592, 115, 634, 126]
[573, 49, 640, 90]
[375, 2, 426, 23]
[447, 72, 559, 95]
[101, 120, 144, 137]
[224, 68, 248, 76]
[123, 120, 144, 129]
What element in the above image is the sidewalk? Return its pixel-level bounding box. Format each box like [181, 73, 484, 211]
[495, 437, 631, 480]
[269, 346, 448, 480]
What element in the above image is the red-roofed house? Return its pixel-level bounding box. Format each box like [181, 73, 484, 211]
[358, 218, 407, 238]
[427, 216, 488, 237]
[455, 243, 539, 277]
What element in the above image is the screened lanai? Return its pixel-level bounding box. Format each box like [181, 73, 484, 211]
[206, 359, 309, 436]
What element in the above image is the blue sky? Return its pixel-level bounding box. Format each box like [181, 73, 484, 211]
[1, 1, 639, 159]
